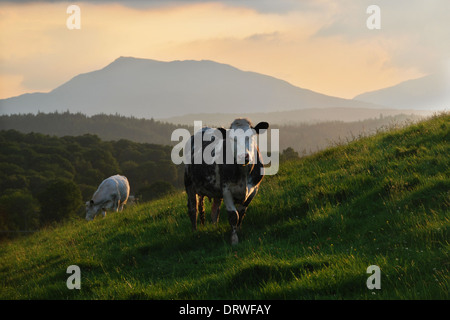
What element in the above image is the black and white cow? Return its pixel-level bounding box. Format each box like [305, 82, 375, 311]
[184, 118, 269, 245]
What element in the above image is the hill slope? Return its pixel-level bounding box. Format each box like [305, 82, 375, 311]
[0, 57, 386, 118]
[0, 113, 448, 300]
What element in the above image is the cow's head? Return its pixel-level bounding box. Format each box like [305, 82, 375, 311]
[85, 200, 100, 221]
[219, 118, 269, 166]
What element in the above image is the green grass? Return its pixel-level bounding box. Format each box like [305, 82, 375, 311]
[1, 113, 449, 299]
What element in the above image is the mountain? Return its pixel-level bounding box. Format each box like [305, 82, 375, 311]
[0, 57, 387, 119]
[353, 72, 449, 110]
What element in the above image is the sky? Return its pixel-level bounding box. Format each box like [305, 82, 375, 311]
[0, 0, 449, 100]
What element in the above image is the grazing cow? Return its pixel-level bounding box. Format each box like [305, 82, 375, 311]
[85, 174, 130, 221]
[184, 118, 269, 245]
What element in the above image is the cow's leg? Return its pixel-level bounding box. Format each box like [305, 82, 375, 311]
[198, 195, 205, 226]
[186, 188, 198, 231]
[101, 208, 107, 218]
[211, 198, 222, 224]
[115, 198, 120, 212]
[223, 188, 239, 245]
[236, 204, 247, 231]
[117, 197, 126, 212]
[236, 188, 257, 230]
[110, 195, 119, 212]
[185, 167, 199, 231]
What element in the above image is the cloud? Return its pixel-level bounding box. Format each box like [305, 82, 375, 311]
[245, 31, 280, 42]
[0, 0, 327, 14]
[313, 0, 450, 74]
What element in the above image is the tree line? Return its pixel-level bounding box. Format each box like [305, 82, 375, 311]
[0, 111, 188, 146]
[0, 130, 183, 238]
[0, 111, 422, 156]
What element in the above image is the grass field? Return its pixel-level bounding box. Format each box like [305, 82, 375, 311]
[0, 113, 448, 299]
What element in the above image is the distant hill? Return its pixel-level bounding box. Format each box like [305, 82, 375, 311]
[161, 107, 432, 127]
[1, 113, 448, 299]
[354, 72, 450, 110]
[0, 57, 388, 118]
[0, 112, 188, 146]
[0, 111, 424, 156]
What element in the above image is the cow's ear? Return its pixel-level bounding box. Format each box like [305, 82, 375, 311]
[218, 127, 227, 139]
[253, 122, 269, 134]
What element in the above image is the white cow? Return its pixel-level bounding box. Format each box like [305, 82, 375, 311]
[85, 175, 130, 221]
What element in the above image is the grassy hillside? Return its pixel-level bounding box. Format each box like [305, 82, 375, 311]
[0, 114, 448, 299]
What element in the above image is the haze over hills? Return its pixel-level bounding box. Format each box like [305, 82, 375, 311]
[0, 57, 391, 119]
[354, 72, 450, 110]
[161, 108, 432, 127]
[0, 111, 426, 156]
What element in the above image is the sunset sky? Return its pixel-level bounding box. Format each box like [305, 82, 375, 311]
[0, 0, 449, 100]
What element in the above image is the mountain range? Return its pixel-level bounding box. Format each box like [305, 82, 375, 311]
[0, 57, 445, 120]
[0, 57, 384, 119]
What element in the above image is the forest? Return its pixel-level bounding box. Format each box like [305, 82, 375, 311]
[0, 130, 183, 237]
